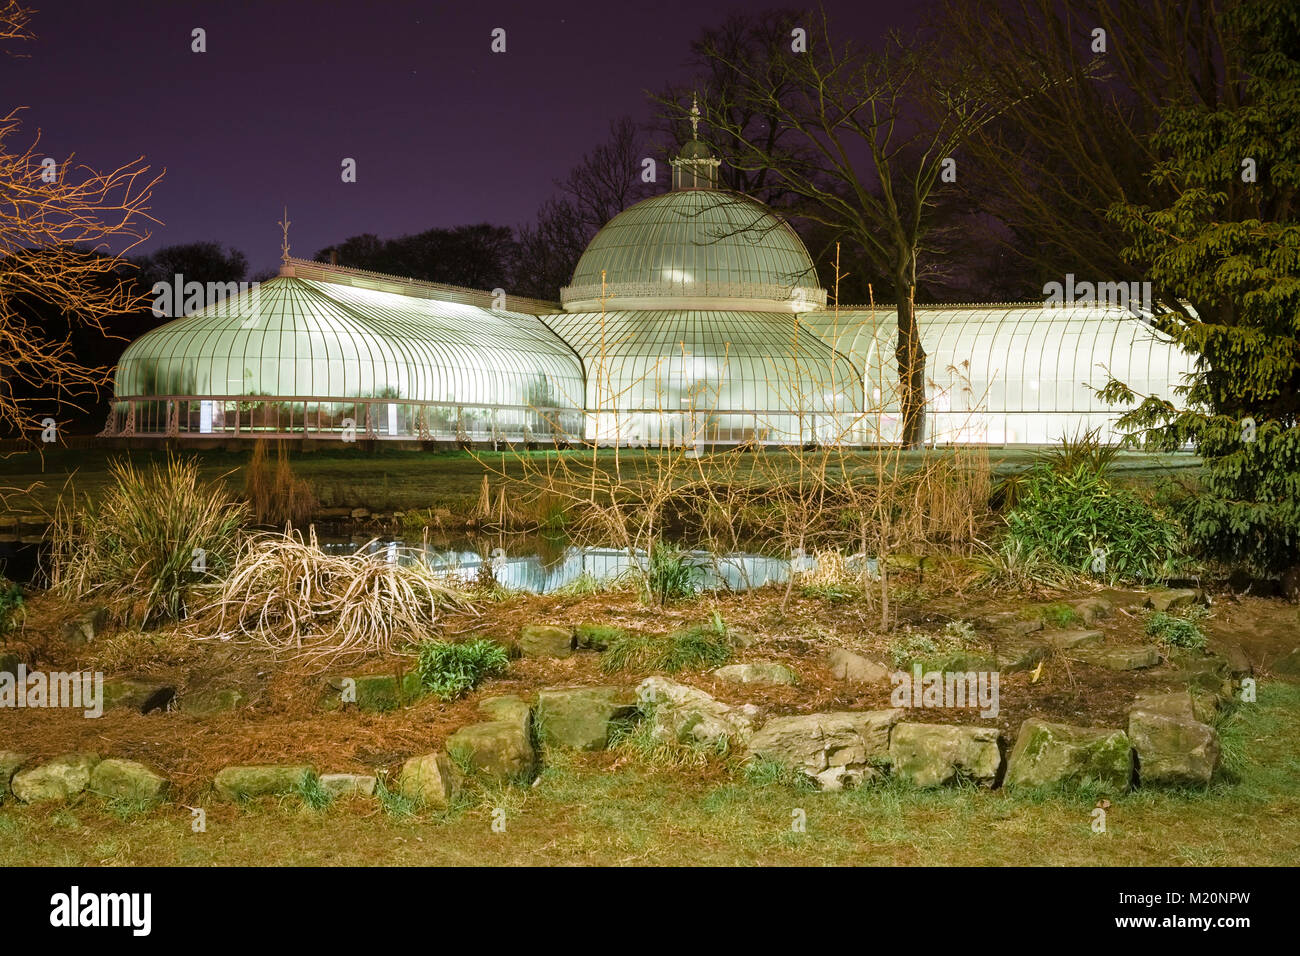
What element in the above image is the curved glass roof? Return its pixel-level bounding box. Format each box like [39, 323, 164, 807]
[562, 190, 827, 312]
[115, 274, 586, 410]
[802, 304, 1196, 443]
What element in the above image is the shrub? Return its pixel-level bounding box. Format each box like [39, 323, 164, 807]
[244, 440, 317, 527]
[1144, 609, 1209, 650]
[1036, 427, 1121, 476]
[295, 773, 334, 810]
[0, 579, 22, 634]
[415, 638, 509, 699]
[1041, 603, 1082, 628]
[48, 456, 249, 626]
[602, 619, 732, 674]
[1003, 463, 1184, 583]
[888, 633, 937, 670]
[645, 542, 701, 604]
[215, 531, 473, 660]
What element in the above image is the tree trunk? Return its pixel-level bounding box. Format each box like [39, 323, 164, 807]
[895, 274, 926, 447]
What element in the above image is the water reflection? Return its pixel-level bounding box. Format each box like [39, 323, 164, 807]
[319, 537, 802, 594]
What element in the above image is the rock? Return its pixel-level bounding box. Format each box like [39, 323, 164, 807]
[574, 623, 624, 650]
[1128, 710, 1221, 787]
[102, 678, 175, 714]
[637, 676, 755, 749]
[995, 638, 1050, 673]
[318, 773, 378, 798]
[889, 723, 1003, 788]
[1069, 644, 1161, 671]
[1145, 588, 1202, 612]
[478, 695, 532, 736]
[398, 752, 460, 808]
[1129, 691, 1195, 722]
[1272, 647, 1300, 676]
[981, 611, 1043, 637]
[712, 661, 797, 685]
[519, 624, 574, 658]
[179, 687, 246, 716]
[446, 720, 535, 784]
[747, 710, 901, 791]
[1004, 719, 1132, 793]
[1038, 629, 1104, 651]
[827, 649, 891, 684]
[60, 606, 109, 647]
[322, 671, 423, 712]
[213, 764, 314, 801]
[537, 685, 637, 750]
[1188, 688, 1223, 724]
[1069, 597, 1112, 626]
[89, 758, 170, 805]
[11, 753, 100, 804]
[0, 751, 30, 801]
[1205, 638, 1251, 678]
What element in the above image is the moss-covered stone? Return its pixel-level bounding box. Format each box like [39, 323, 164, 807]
[1004, 719, 1131, 793]
[1069, 644, 1161, 671]
[889, 723, 1003, 788]
[179, 687, 246, 716]
[398, 752, 460, 808]
[11, 753, 100, 804]
[1128, 710, 1221, 787]
[446, 720, 535, 784]
[102, 678, 175, 713]
[574, 623, 625, 650]
[711, 661, 797, 685]
[213, 764, 314, 801]
[90, 758, 170, 805]
[520, 624, 574, 658]
[0, 750, 30, 802]
[322, 671, 423, 712]
[537, 685, 638, 750]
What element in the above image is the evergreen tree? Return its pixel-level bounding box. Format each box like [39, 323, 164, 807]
[1102, 0, 1300, 574]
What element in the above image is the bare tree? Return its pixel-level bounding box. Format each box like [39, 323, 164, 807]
[940, 0, 1243, 290]
[676, 13, 1002, 446]
[1, 2, 162, 443]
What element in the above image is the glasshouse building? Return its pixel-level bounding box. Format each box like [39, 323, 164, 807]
[108, 137, 1194, 447]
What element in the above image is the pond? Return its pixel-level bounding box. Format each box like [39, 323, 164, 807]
[317, 535, 877, 595]
[0, 533, 877, 595]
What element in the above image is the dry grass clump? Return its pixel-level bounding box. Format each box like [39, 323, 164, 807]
[244, 439, 318, 526]
[212, 528, 476, 662]
[47, 456, 248, 626]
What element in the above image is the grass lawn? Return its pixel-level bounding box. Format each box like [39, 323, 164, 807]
[0, 444, 1200, 518]
[2, 683, 1294, 867]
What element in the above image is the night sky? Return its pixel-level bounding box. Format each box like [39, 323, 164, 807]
[2, 0, 918, 275]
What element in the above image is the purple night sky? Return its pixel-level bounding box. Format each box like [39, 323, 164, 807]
[1, 0, 915, 274]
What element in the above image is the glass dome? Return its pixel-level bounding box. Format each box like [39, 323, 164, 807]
[541, 308, 863, 445]
[561, 190, 828, 312]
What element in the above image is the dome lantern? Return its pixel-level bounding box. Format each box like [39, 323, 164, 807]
[671, 93, 722, 191]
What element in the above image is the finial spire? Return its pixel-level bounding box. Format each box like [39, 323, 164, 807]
[278, 206, 292, 263]
[690, 92, 700, 140]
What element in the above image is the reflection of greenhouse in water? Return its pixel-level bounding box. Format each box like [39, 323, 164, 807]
[109, 129, 1194, 447]
[323, 540, 794, 595]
